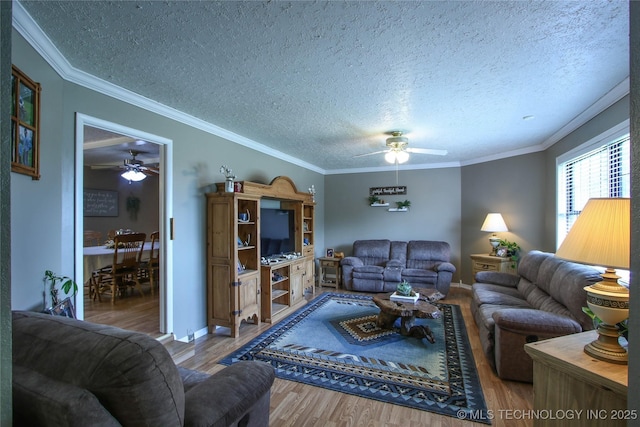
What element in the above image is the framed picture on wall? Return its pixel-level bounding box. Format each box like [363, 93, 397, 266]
[326, 248, 334, 258]
[10, 65, 41, 180]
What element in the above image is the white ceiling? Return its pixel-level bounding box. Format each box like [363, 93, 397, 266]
[16, 0, 630, 173]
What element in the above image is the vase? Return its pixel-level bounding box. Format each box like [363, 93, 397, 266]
[225, 178, 234, 193]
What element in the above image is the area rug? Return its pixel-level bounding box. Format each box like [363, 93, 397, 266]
[220, 292, 490, 423]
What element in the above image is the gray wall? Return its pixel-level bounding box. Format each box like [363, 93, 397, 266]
[324, 168, 462, 280]
[10, 30, 325, 340]
[460, 152, 547, 284]
[84, 168, 160, 241]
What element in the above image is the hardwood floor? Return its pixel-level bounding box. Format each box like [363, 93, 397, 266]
[84, 282, 162, 337]
[85, 285, 533, 426]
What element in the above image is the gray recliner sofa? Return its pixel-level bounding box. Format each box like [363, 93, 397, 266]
[340, 239, 456, 296]
[471, 250, 602, 382]
[12, 310, 275, 426]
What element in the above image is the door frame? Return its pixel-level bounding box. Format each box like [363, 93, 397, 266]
[74, 113, 174, 334]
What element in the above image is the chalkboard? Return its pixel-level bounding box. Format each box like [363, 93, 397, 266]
[84, 189, 119, 217]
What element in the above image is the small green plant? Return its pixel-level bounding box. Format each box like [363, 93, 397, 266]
[44, 270, 78, 307]
[498, 239, 521, 265]
[368, 195, 381, 205]
[396, 280, 413, 296]
[395, 200, 411, 209]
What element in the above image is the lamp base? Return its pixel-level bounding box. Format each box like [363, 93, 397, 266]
[583, 323, 628, 365]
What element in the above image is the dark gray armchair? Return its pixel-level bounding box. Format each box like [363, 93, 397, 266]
[12, 311, 275, 426]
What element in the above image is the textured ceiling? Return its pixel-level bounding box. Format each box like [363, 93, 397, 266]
[17, 0, 630, 173]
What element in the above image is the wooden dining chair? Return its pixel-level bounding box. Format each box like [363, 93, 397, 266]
[138, 231, 160, 296]
[91, 232, 147, 304]
[83, 230, 102, 247]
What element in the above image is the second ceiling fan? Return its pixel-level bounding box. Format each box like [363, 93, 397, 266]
[355, 131, 447, 164]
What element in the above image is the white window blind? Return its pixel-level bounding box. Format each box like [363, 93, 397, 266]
[557, 134, 630, 246]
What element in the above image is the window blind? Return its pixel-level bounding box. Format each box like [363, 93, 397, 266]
[558, 135, 630, 245]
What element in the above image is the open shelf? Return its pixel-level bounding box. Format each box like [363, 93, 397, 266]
[271, 289, 288, 300]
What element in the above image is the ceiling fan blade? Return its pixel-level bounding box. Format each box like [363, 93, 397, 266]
[406, 147, 448, 156]
[89, 164, 120, 170]
[353, 150, 389, 158]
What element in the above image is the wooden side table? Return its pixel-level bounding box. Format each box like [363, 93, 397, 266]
[318, 257, 341, 289]
[524, 331, 628, 427]
[470, 253, 517, 280]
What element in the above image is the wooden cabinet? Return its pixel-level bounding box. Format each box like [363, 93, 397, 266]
[524, 332, 628, 427]
[261, 258, 308, 323]
[206, 193, 261, 337]
[208, 176, 316, 331]
[470, 253, 517, 280]
[302, 203, 315, 257]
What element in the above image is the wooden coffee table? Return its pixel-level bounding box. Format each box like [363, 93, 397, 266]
[372, 288, 443, 343]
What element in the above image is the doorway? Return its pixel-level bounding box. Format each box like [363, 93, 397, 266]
[74, 113, 174, 335]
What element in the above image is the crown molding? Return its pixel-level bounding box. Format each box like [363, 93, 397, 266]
[12, 0, 324, 175]
[12, 0, 629, 176]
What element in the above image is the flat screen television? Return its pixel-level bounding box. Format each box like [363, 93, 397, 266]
[260, 208, 295, 258]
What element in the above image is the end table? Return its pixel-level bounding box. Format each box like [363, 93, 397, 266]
[318, 257, 341, 289]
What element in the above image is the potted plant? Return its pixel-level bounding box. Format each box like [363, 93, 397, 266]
[395, 200, 411, 210]
[43, 270, 78, 317]
[498, 239, 521, 267]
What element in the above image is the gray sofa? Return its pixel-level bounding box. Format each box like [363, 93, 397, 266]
[471, 250, 602, 382]
[12, 311, 275, 426]
[340, 240, 456, 296]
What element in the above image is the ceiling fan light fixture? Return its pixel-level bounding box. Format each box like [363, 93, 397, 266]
[396, 151, 409, 163]
[121, 169, 147, 182]
[385, 151, 397, 163]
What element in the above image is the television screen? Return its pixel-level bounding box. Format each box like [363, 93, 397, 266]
[260, 208, 295, 258]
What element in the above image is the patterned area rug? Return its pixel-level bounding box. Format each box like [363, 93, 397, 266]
[220, 292, 490, 423]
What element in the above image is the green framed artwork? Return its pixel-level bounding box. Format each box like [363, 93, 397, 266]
[11, 65, 41, 180]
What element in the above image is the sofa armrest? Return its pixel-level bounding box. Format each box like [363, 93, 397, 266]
[13, 365, 121, 427]
[184, 361, 275, 427]
[434, 262, 455, 273]
[474, 271, 519, 287]
[492, 308, 583, 336]
[340, 256, 363, 268]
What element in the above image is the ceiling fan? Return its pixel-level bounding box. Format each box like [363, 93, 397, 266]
[355, 131, 448, 164]
[91, 150, 159, 182]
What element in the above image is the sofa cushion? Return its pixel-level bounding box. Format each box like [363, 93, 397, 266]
[12, 311, 186, 426]
[405, 240, 451, 269]
[353, 239, 391, 266]
[473, 287, 531, 308]
[401, 268, 438, 284]
[12, 365, 121, 427]
[389, 241, 408, 264]
[353, 265, 384, 279]
[516, 250, 551, 283]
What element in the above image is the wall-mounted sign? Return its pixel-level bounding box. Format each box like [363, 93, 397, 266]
[84, 189, 119, 217]
[369, 186, 407, 196]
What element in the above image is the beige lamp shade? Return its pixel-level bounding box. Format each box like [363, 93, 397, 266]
[480, 213, 508, 232]
[555, 198, 629, 270]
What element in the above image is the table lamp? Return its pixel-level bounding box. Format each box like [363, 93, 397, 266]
[481, 213, 508, 256]
[555, 197, 629, 364]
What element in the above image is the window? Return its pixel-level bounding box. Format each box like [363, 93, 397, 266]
[557, 133, 630, 247]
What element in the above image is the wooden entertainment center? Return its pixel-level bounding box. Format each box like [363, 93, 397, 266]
[206, 176, 315, 337]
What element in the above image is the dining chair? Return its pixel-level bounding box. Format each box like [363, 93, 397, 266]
[83, 230, 102, 247]
[91, 232, 147, 304]
[138, 231, 160, 296]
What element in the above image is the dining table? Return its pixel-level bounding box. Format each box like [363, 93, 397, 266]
[83, 242, 154, 284]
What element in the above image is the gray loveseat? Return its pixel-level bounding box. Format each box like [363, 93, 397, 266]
[471, 250, 601, 382]
[12, 311, 275, 426]
[340, 240, 456, 296]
